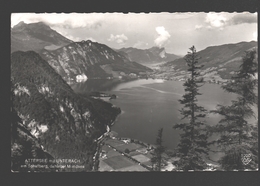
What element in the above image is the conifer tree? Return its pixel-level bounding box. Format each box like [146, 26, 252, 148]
[151, 128, 165, 171]
[173, 46, 209, 171]
[211, 49, 258, 170]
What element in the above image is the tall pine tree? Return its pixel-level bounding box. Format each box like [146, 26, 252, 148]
[211, 49, 258, 170]
[173, 46, 209, 171]
[151, 128, 165, 171]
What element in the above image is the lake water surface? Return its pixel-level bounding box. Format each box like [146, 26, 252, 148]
[72, 79, 257, 162]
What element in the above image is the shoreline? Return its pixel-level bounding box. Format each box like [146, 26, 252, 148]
[92, 105, 121, 171]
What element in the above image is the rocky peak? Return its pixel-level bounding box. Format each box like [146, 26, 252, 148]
[12, 21, 26, 28]
[12, 21, 27, 32]
[159, 49, 166, 58]
[117, 46, 179, 64]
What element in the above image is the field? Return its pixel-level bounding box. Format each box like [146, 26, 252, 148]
[115, 143, 143, 152]
[129, 151, 141, 156]
[105, 139, 125, 147]
[98, 161, 114, 171]
[102, 145, 112, 152]
[99, 138, 153, 171]
[117, 165, 148, 171]
[132, 154, 150, 163]
[106, 149, 122, 158]
[103, 155, 135, 169]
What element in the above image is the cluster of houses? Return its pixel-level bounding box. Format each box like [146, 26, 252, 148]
[107, 71, 150, 80]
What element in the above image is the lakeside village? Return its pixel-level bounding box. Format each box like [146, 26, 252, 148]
[93, 129, 219, 171]
[70, 64, 235, 85]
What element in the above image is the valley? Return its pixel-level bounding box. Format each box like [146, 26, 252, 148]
[10, 15, 258, 172]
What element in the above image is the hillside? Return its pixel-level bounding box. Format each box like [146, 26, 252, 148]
[156, 41, 258, 82]
[117, 47, 180, 66]
[39, 40, 152, 83]
[11, 51, 121, 172]
[11, 107, 56, 172]
[11, 21, 72, 53]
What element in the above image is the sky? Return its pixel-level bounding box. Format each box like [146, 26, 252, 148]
[11, 12, 257, 55]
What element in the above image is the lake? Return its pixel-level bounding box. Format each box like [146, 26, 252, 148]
[72, 78, 257, 162]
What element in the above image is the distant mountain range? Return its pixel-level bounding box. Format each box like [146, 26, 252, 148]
[11, 51, 121, 171]
[157, 41, 258, 81]
[10, 21, 257, 83]
[11, 21, 73, 53]
[116, 47, 180, 66]
[11, 22, 152, 83]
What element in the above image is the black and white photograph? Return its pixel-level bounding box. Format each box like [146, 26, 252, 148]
[10, 12, 258, 172]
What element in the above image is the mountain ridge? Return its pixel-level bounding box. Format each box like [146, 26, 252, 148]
[11, 21, 152, 84]
[39, 40, 152, 83]
[156, 41, 258, 81]
[11, 21, 73, 53]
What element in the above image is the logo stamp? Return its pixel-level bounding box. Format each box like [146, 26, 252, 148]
[241, 154, 252, 165]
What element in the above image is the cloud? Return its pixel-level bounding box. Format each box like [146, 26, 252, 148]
[108, 34, 128, 45]
[133, 41, 149, 49]
[204, 12, 257, 30]
[205, 13, 227, 28]
[229, 13, 257, 25]
[11, 13, 104, 29]
[154, 26, 171, 48]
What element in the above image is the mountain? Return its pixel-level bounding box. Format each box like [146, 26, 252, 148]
[11, 21, 73, 53]
[157, 41, 258, 81]
[39, 40, 152, 83]
[11, 107, 55, 172]
[11, 51, 121, 172]
[116, 46, 180, 65]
